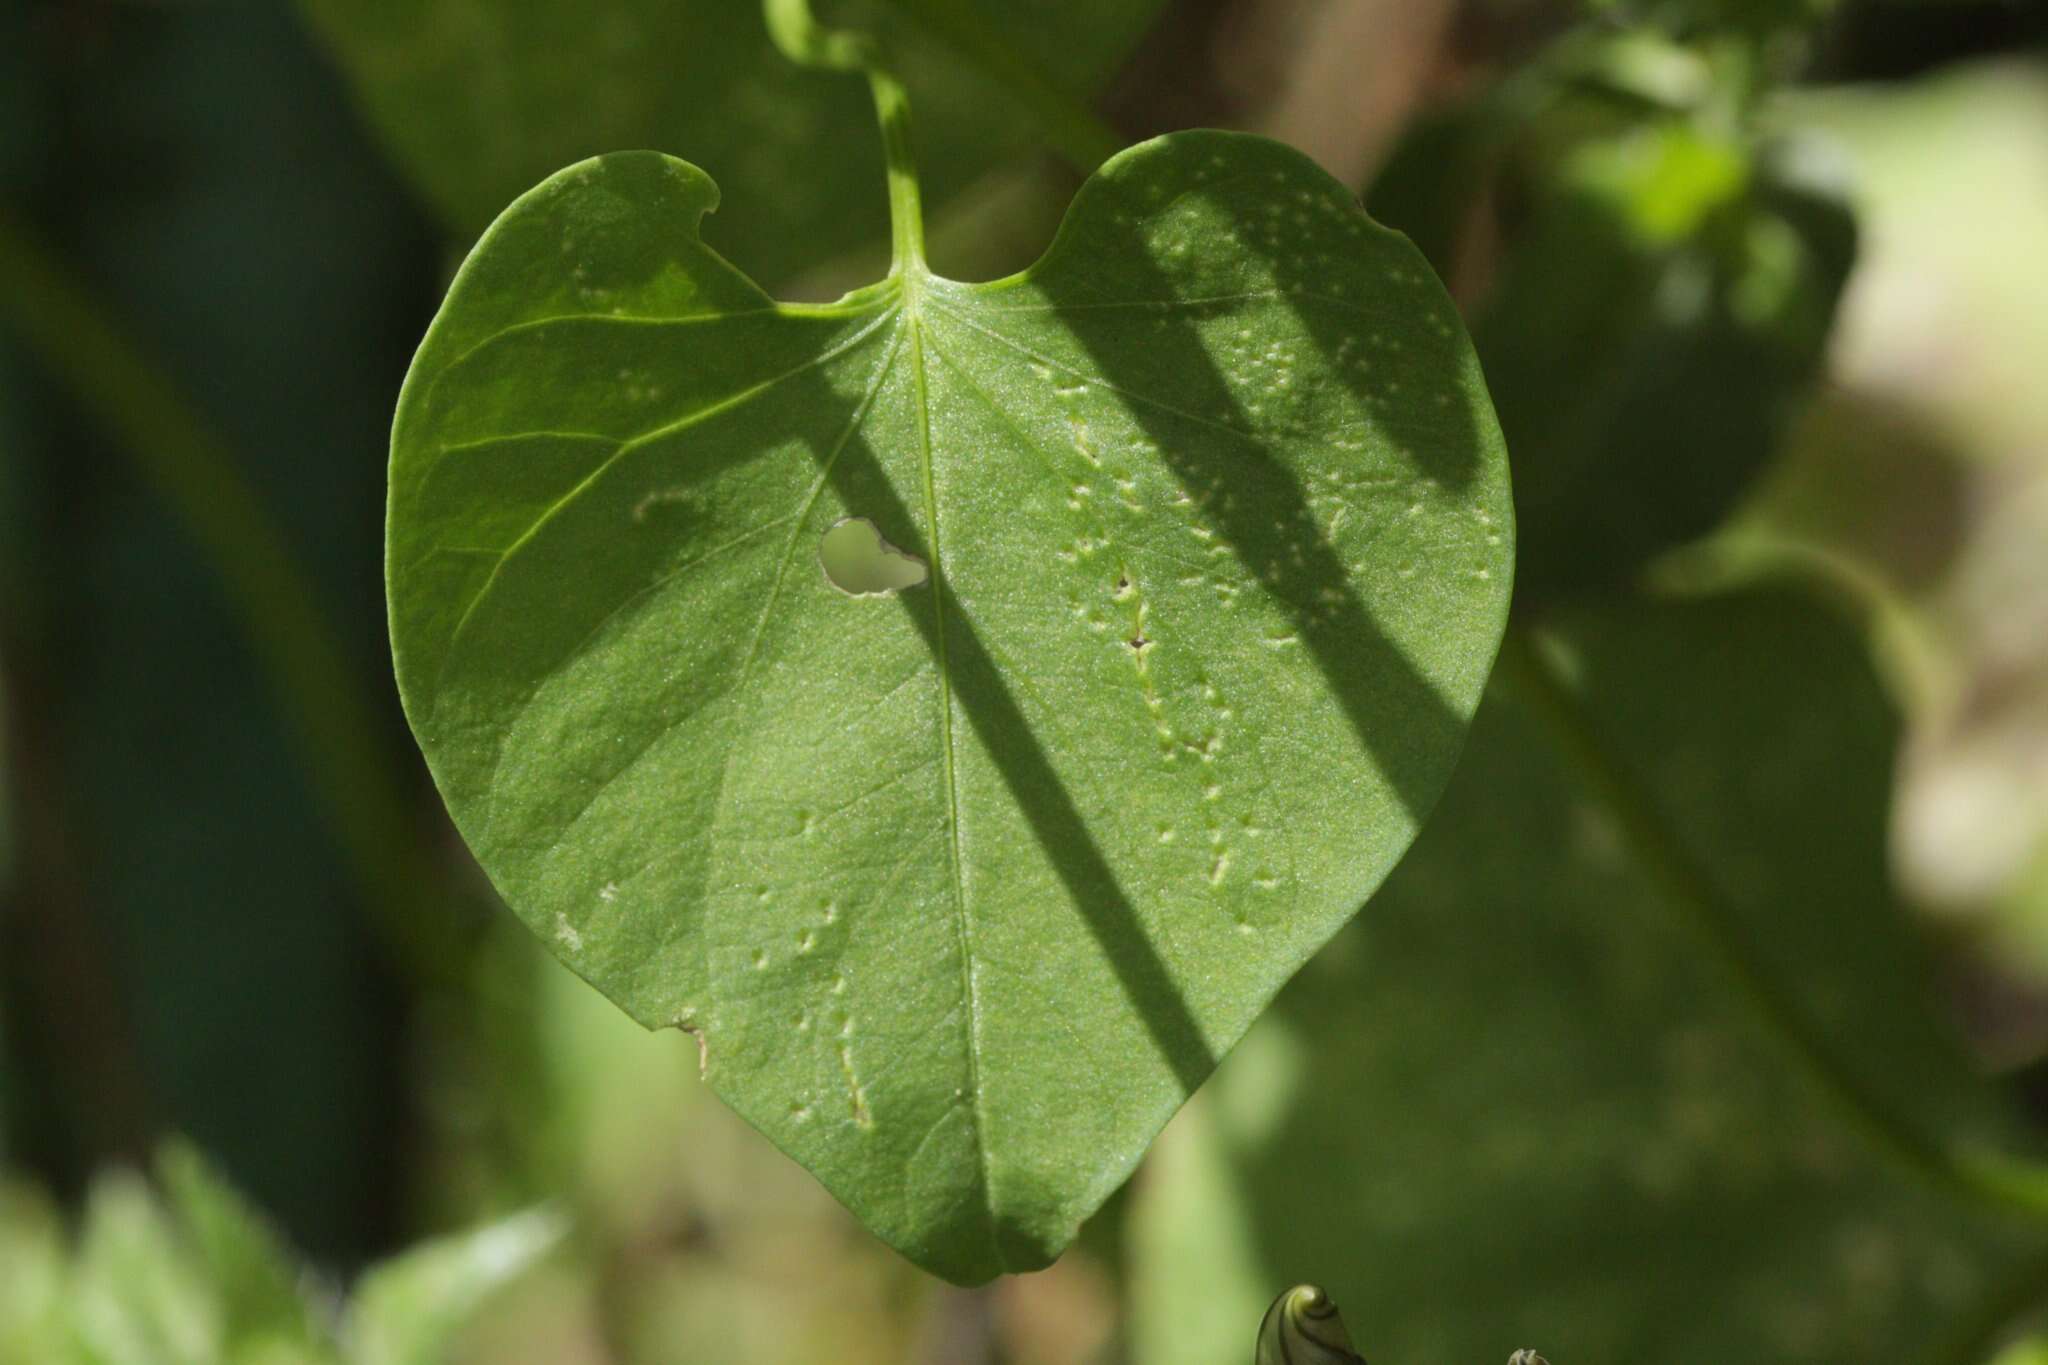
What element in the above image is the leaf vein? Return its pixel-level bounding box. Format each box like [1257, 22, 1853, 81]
[434, 306, 901, 681]
[908, 297, 1002, 1267]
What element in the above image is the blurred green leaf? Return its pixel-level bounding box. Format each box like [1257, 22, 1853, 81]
[1480, 127, 1852, 595]
[345, 1209, 563, 1365]
[155, 1141, 331, 1357]
[1133, 587, 2045, 1362]
[386, 131, 1512, 1282]
[406, 917, 705, 1226]
[1, 1146, 560, 1365]
[0, 1181, 73, 1365]
[525, 940, 702, 1223]
[1587, 0, 1838, 41]
[235, 1343, 337, 1365]
[70, 1170, 223, 1365]
[1369, 28, 1854, 602]
[296, 0, 1158, 284]
[416, 924, 941, 1365]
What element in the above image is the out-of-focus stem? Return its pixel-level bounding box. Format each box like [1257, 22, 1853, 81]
[763, 0, 1122, 174]
[0, 211, 463, 990]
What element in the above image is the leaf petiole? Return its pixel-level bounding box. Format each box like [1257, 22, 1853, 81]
[868, 66, 929, 277]
[762, 0, 929, 277]
[883, 0, 1123, 172]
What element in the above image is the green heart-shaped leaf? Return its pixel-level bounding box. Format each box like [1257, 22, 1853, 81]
[387, 129, 1513, 1283]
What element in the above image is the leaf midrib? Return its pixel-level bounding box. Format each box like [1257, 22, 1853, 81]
[447, 277, 1012, 1256]
[903, 274, 1004, 1270]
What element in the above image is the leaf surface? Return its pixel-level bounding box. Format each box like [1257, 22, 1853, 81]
[387, 130, 1514, 1281]
[1131, 588, 2048, 1361]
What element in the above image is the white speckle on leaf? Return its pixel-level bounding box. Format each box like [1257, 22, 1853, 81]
[632, 487, 696, 523]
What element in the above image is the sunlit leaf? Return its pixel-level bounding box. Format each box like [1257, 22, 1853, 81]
[386, 130, 1514, 1281]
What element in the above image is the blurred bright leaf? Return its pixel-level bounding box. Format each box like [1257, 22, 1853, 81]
[418, 925, 941, 1365]
[155, 1141, 329, 1357]
[70, 1170, 223, 1365]
[346, 1208, 563, 1365]
[1990, 1339, 2048, 1365]
[0, 1144, 557, 1365]
[386, 130, 1513, 1282]
[1587, 0, 1838, 41]
[0, 1182, 70, 1364]
[1132, 587, 2047, 1362]
[296, 0, 1160, 283]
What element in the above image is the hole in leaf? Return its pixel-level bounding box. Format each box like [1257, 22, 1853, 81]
[820, 517, 928, 596]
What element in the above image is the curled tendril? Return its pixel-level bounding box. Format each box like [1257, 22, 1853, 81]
[1251, 1285, 1553, 1365]
[1255, 1285, 1367, 1365]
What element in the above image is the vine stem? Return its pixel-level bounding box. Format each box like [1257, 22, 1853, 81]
[762, 0, 928, 278]
[884, 0, 1124, 171]
[1498, 623, 2048, 1225]
[0, 212, 462, 990]
[762, 0, 878, 72]
[870, 66, 929, 277]
[763, 0, 1121, 189]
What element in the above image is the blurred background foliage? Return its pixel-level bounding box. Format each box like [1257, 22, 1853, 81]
[2, 0, 2046, 1360]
